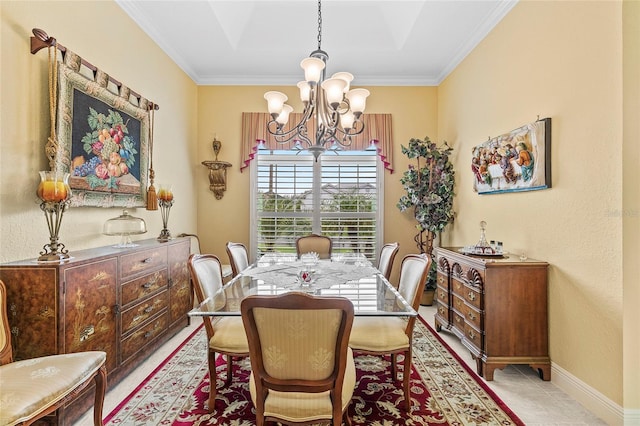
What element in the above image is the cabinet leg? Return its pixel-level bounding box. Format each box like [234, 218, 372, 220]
[531, 364, 551, 381]
[434, 318, 442, 332]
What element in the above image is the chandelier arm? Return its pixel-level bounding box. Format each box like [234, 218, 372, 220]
[266, 119, 313, 147]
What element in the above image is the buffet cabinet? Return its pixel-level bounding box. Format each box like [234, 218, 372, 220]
[433, 247, 550, 381]
[0, 238, 191, 425]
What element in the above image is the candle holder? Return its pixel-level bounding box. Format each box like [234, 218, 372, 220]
[36, 171, 72, 262]
[157, 184, 174, 241]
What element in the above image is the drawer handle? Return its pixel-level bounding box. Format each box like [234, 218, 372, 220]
[142, 258, 153, 264]
[144, 331, 153, 339]
[142, 282, 153, 289]
[468, 330, 476, 339]
[455, 316, 462, 323]
[468, 312, 476, 321]
[438, 276, 444, 284]
[438, 307, 444, 314]
[144, 306, 154, 314]
[439, 291, 445, 298]
[468, 291, 476, 301]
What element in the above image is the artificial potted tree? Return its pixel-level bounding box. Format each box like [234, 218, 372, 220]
[397, 136, 455, 305]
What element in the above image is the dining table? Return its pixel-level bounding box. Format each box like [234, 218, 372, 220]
[188, 252, 417, 318]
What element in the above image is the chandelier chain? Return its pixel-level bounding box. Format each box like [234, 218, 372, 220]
[317, 0, 322, 51]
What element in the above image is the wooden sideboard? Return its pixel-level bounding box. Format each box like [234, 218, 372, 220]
[0, 238, 191, 425]
[433, 247, 550, 381]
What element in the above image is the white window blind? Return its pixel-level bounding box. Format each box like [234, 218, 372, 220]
[252, 151, 382, 261]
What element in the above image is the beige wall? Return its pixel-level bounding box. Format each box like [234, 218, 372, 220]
[438, 0, 635, 421]
[0, 1, 198, 263]
[1, 0, 637, 423]
[623, 0, 640, 413]
[195, 85, 438, 285]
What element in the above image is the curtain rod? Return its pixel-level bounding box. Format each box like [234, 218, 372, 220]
[30, 28, 159, 111]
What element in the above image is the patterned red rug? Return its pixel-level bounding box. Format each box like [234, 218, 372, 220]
[105, 316, 524, 425]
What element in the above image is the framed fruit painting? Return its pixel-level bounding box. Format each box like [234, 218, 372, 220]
[51, 52, 151, 208]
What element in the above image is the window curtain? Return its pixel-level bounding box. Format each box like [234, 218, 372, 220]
[240, 112, 394, 173]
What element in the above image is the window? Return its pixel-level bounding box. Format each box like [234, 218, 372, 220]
[250, 150, 383, 261]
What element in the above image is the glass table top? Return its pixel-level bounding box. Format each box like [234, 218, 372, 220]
[188, 255, 417, 317]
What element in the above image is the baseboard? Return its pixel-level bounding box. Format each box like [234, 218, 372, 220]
[551, 362, 625, 425]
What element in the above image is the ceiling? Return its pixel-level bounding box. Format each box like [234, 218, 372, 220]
[115, 0, 517, 86]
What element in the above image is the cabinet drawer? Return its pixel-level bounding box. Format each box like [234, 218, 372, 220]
[121, 312, 169, 362]
[122, 269, 168, 306]
[436, 301, 448, 320]
[436, 286, 448, 304]
[120, 247, 167, 280]
[464, 304, 482, 330]
[452, 278, 464, 296]
[122, 291, 169, 335]
[463, 285, 482, 310]
[464, 323, 482, 352]
[436, 272, 448, 288]
[452, 293, 465, 313]
[453, 311, 465, 333]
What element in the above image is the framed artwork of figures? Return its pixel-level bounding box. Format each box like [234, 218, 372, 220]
[472, 118, 551, 195]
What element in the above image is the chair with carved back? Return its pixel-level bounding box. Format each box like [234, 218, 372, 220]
[377, 242, 400, 282]
[348, 253, 431, 411]
[241, 292, 355, 426]
[0, 279, 107, 426]
[295, 234, 332, 259]
[187, 253, 249, 413]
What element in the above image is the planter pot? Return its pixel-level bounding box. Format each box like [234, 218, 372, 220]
[420, 289, 436, 306]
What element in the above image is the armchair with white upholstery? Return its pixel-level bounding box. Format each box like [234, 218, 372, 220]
[377, 242, 400, 282]
[0, 280, 107, 426]
[226, 241, 250, 278]
[348, 253, 430, 411]
[187, 254, 249, 413]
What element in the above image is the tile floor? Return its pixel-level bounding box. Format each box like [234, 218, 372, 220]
[75, 309, 608, 425]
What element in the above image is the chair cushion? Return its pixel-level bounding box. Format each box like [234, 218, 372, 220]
[249, 348, 356, 423]
[210, 316, 249, 353]
[348, 316, 410, 352]
[0, 351, 106, 426]
[221, 264, 233, 278]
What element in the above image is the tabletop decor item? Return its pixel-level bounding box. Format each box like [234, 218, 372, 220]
[103, 209, 147, 248]
[36, 170, 72, 262]
[459, 221, 506, 256]
[157, 184, 174, 241]
[397, 136, 455, 298]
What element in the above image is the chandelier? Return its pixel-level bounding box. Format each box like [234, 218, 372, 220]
[263, 0, 370, 160]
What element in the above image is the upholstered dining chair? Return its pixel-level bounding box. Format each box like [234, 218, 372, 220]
[377, 242, 400, 282]
[241, 292, 355, 426]
[295, 233, 332, 259]
[0, 280, 107, 426]
[348, 253, 430, 411]
[187, 254, 249, 413]
[226, 241, 250, 278]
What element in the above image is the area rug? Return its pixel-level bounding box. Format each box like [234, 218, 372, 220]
[104, 316, 524, 425]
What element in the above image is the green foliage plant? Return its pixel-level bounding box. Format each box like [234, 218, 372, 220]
[397, 136, 455, 288]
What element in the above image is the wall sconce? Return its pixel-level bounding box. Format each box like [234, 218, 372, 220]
[202, 138, 232, 200]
